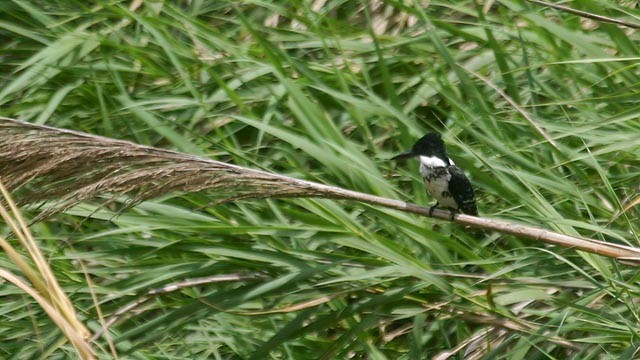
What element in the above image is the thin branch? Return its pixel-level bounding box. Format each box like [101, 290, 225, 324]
[527, 0, 640, 29]
[1, 118, 640, 265]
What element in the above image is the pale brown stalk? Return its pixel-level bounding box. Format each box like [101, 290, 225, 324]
[1, 117, 639, 265]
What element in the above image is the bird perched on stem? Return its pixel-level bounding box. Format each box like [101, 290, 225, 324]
[392, 133, 477, 219]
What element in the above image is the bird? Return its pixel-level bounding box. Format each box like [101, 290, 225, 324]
[392, 133, 478, 218]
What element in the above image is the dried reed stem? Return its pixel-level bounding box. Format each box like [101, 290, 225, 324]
[2, 117, 639, 265]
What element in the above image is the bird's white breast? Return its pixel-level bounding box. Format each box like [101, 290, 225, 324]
[419, 156, 458, 208]
[419, 156, 448, 168]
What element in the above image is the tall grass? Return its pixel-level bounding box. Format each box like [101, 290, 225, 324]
[0, 0, 639, 358]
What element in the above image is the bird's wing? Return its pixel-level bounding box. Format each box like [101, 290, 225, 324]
[448, 166, 478, 215]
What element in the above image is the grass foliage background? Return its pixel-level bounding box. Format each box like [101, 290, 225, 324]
[1, 0, 640, 358]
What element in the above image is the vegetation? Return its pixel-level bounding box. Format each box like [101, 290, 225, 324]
[1, 0, 639, 358]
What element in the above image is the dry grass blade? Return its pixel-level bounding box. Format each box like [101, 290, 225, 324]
[457, 312, 579, 350]
[1, 117, 639, 264]
[464, 67, 559, 149]
[0, 182, 89, 338]
[0, 268, 95, 359]
[527, 0, 640, 29]
[90, 273, 263, 342]
[0, 177, 92, 358]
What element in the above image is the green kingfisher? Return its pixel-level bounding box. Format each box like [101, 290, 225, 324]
[392, 133, 478, 217]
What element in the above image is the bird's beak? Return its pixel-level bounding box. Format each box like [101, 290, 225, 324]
[390, 150, 414, 161]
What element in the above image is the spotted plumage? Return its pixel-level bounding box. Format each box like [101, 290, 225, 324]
[392, 133, 478, 216]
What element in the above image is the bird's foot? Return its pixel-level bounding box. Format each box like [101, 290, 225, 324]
[447, 208, 459, 221]
[428, 203, 439, 217]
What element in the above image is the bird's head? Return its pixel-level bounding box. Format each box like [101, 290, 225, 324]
[391, 133, 447, 161]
